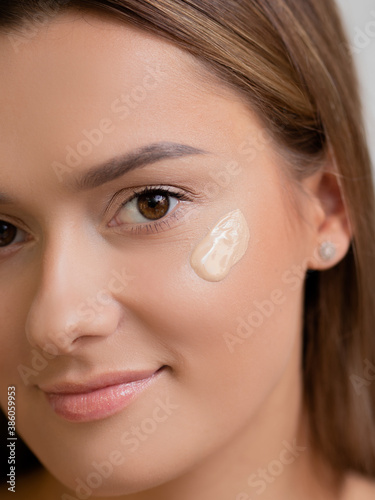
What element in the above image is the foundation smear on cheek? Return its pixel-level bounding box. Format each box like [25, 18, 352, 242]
[190, 209, 250, 282]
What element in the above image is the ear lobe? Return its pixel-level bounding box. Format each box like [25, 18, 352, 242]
[303, 168, 353, 271]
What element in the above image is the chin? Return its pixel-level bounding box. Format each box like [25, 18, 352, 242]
[51, 455, 189, 498]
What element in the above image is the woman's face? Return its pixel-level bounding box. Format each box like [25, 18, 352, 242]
[0, 11, 326, 496]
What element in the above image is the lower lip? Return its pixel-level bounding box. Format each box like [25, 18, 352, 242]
[45, 370, 163, 423]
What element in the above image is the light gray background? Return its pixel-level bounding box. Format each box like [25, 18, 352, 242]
[336, 0, 375, 175]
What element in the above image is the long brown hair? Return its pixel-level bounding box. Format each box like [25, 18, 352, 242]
[1, 0, 375, 479]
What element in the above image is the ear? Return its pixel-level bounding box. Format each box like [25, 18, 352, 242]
[302, 161, 353, 271]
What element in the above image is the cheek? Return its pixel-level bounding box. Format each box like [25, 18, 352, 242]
[0, 268, 35, 384]
[0, 169, 307, 493]
[126, 196, 305, 439]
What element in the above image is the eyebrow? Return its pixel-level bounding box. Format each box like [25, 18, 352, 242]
[73, 141, 210, 191]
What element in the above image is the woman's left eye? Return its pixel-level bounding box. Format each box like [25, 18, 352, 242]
[109, 187, 189, 230]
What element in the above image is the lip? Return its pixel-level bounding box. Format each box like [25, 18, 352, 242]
[40, 367, 165, 423]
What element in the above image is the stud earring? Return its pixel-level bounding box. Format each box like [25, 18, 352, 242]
[318, 240, 336, 261]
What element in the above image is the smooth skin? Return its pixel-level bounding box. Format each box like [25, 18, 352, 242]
[0, 10, 374, 500]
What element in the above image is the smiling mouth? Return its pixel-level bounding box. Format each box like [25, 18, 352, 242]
[41, 366, 166, 423]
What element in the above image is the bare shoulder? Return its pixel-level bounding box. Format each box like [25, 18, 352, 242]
[341, 472, 375, 500]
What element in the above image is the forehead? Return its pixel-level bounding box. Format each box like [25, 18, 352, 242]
[0, 11, 238, 126]
[0, 10, 251, 171]
[0, 12, 201, 136]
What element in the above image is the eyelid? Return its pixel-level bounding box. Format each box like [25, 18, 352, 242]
[0, 224, 31, 257]
[108, 184, 195, 212]
[108, 185, 193, 216]
[106, 180, 206, 211]
[126, 185, 190, 206]
[108, 185, 195, 235]
[0, 214, 30, 230]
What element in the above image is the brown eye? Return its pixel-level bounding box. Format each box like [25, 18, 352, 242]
[111, 188, 182, 228]
[137, 193, 170, 221]
[0, 221, 18, 247]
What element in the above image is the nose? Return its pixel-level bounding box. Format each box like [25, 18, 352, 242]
[25, 228, 124, 355]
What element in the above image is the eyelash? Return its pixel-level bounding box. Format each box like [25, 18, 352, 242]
[0, 185, 194, 255]
[0, 220, 30, 257]
[111, 185, 194, 235]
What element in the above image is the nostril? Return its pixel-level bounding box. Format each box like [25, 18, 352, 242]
[53, 325, 85, 351]
[24, 283, 123, 355]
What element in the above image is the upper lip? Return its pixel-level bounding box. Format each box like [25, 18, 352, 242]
[38, 368, 163, 395]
